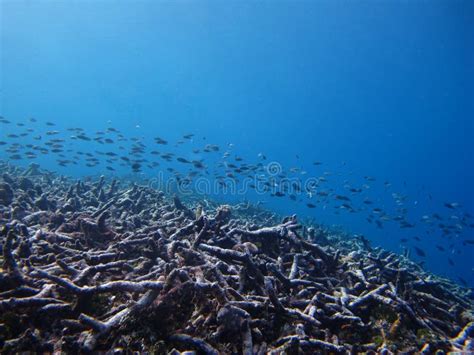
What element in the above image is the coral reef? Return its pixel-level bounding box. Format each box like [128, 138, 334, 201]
[0, 161, 473, 353]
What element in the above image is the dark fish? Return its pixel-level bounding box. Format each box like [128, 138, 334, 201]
[448, 258, 454, 266]
[413, 246, 426, 257]
[77, 134, 91, 141]
[131, 162, 141, 171]
[400, 222, 415, 228]
[192, 161, 205, 169]
[436, 245, 445, 251]
[204, 144, 219, 152]
[154, 137, 168, 145]
[307, 203, 316, 208]
[177, 157, 190, 164]
[444, 202, 460, 209]
[341, 203, 354, 211]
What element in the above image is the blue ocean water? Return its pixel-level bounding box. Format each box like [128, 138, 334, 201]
[1, 1, 473, 286]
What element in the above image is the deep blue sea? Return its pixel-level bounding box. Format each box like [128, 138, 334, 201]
[1, 1, 473, 287]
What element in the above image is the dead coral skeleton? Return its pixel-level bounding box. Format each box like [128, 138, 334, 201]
[0, 162, 472, 353]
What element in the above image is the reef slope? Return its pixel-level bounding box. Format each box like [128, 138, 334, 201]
[0, 162, 473, 353]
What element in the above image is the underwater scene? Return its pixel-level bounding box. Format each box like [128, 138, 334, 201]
[1, 1, 473, 353]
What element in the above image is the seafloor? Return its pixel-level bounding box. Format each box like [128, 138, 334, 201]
[0, 161, 473, 354]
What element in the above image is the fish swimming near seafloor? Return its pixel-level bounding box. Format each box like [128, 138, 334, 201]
[444, 202, 460, 209]
[0, 115, 472, 274]
[413, 246, 426, 257]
